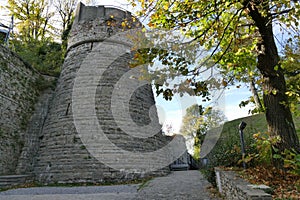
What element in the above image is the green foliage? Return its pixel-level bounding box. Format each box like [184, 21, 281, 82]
[7, 0, 55, 41]
[201, 114, 266, 185]
[202, 127, 246, 186]
[61, 19, 73, 52]
[201, 113, 300, 185]
[242, 132, 300, 176]
[0, 32, 6, 44]
[180, 104, 205, 139]
[34, 76, 57, 91]
[180, 104, 226, 160]
[12, 39, 62, 76]
[5, 0, 65, 76]
[244, 132, 281, 167]
[282, 149, 300, 175]
[132, 0, 300, 165]
[131, 0, 300, 93]
[281, 39, 300, 116]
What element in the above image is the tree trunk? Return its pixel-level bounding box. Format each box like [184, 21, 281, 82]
[250, 79, 263, 112]
[245, 1, 300, 165]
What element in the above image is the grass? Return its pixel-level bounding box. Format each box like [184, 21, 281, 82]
[208, 112, 300, 199]
[221, 112, 300, 141]
[137, 178, 152, 191]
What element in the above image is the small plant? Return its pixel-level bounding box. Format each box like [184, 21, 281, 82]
[276, 149, 300, 176]
[243, 132, 281, 167]
[243, 132, 299, 175]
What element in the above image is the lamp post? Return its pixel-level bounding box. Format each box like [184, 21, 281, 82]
[238, 121, 247, 169]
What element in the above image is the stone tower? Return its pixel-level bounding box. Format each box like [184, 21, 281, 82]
[27, 3, 184, 184]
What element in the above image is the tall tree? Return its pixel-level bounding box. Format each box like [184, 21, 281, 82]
[53, 0, 77, 33]
[53, 0, 77, 50]
[6, 0, 54, 41]
[5, 1, 63, 76]
[132, 0, 300, 164]
[180, 105, 225, 159]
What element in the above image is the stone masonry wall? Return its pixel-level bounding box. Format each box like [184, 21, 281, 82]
[33, 3, 170, 184]
[16, 88, 55, 175]
[215, 167, 272, 200]
[0, 45, 40, 175]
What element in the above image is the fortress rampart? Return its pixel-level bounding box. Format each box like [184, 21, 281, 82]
[0, 3, 187, 185]
[31, 3, 170, 184]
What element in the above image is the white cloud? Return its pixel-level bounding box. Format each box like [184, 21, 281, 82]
[225, 104, 253, 121]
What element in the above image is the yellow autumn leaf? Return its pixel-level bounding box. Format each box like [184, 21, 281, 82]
[272, 89, 278, 95]
[164, 3, 169, 10]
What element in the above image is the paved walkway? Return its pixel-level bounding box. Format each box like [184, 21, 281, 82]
[0, 171, 220, 200]
[136, 170, 219, 200]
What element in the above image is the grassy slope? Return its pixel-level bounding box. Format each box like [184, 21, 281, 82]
[221, 113, 300, 140]
[202, 113, 299, 164]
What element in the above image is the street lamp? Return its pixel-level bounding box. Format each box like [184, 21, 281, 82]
[238, 121, 247, 169]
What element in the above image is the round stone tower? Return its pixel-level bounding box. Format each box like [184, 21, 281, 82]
[32, 3, 184, 184]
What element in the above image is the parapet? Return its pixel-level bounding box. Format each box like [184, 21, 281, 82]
[68, 3, 142, 51]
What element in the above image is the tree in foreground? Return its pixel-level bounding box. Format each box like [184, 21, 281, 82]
[131, 0, 300, 166]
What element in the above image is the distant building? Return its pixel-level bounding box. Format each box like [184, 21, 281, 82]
[0, 16, 13, 45]
[0, 25, 9, 43]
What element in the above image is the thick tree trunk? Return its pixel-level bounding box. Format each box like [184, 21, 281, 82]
[245, 1, 300, 163]
[261, 68, 299, 153]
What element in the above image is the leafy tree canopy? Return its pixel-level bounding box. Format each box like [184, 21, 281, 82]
[131, 0, 299, 93]
[4, 0, 75, 76]
[6, 0, 55, 41]
[180, 104, 226, 159]
[131, 0, 300, 159]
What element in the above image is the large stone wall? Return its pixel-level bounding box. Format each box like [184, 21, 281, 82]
[0, 45, 40, 175]
[0, 3, 184, 184]
[33, 3, 171, 184]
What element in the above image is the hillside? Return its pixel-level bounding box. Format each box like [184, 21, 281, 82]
[201, 112, 300, 172]
[222, 113, 300, 139]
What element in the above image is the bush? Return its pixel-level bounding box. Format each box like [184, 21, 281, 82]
[11, 39, 63, 77]
[200, 113, 300, 189]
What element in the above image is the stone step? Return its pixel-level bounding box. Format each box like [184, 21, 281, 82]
[0, 175, 32, 189]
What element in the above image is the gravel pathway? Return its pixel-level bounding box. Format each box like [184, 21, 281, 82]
[0, 171, 220, 200]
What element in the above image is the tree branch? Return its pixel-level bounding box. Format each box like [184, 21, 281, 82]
[271, 8, 293, 17]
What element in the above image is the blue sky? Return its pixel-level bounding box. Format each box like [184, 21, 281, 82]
[156, 85, 253, 133]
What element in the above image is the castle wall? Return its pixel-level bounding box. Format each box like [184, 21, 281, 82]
[33, 4, 170, 184]
[0, 45, 40, 175]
